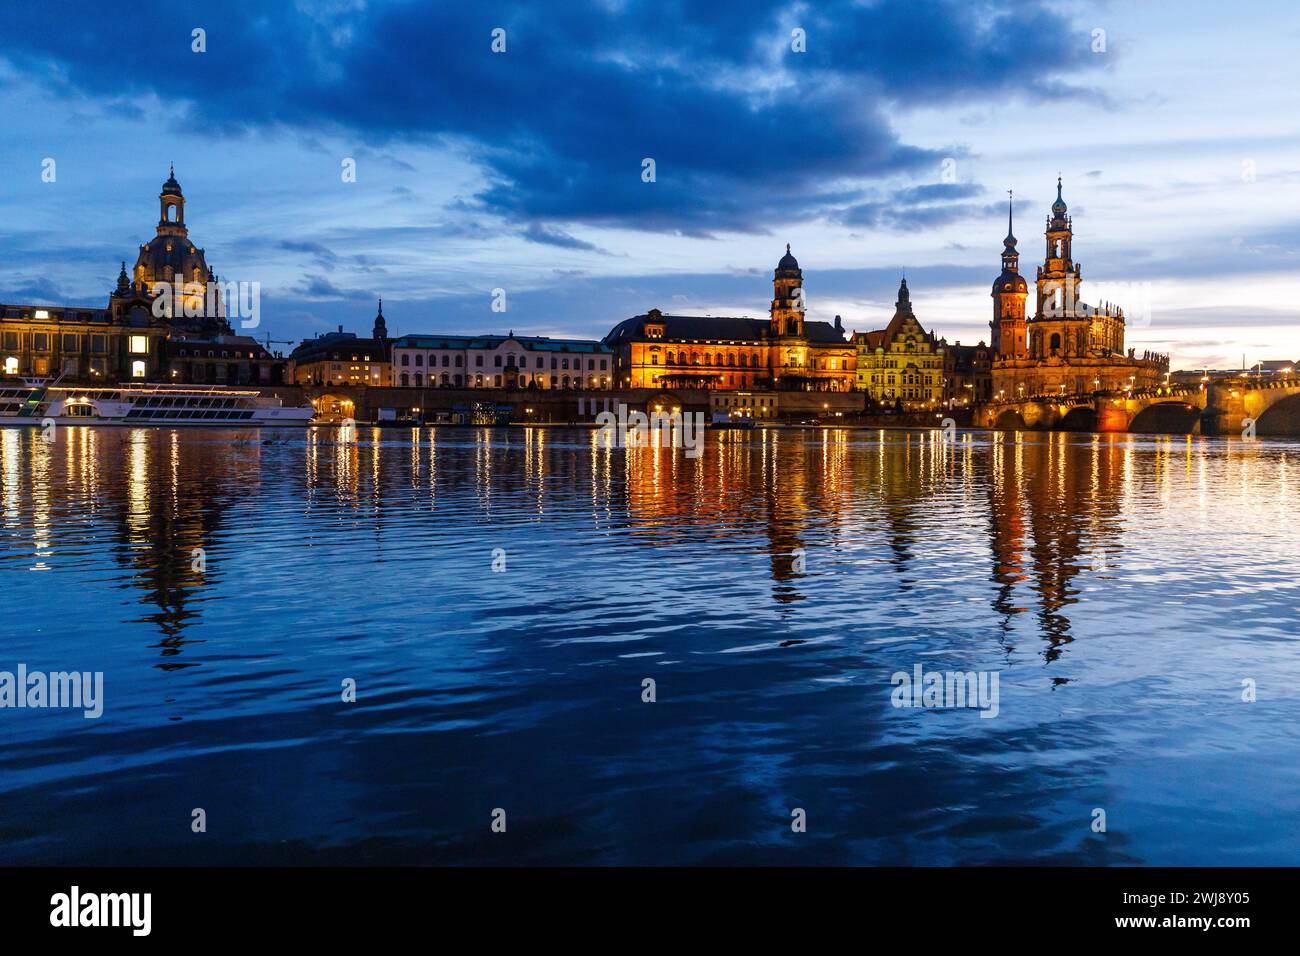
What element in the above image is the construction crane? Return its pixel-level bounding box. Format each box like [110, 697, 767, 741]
[258, 333, 296, 357]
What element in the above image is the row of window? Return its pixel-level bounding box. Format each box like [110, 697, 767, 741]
[132, 397, 248, 409]
[713, 396, 774, 407]
[655, 351, 763, 367]
[397, 372, 608, 388]
[174, 349, 259, 359]
[1, 332, 150, 354]
[397, 352, 608, 371]
[649, 351, 850, 370]
[864, 358, 941, 370]
[124, 409, 258, 420]
[867, 373, 938, 385]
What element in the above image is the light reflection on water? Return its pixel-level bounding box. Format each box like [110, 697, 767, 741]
[1, 425, 1298, 865]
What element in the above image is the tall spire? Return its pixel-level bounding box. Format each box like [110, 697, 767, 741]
[1001, 189, 1020, 272]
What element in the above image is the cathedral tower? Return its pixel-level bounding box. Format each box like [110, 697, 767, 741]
[991, 192, 1028, 358]
[1036, 177, 1082, 318]
[770, 244, 805, 338]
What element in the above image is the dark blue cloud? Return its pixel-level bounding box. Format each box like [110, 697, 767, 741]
[0, 0, 1107, 235]
[521, 223, 607, 252]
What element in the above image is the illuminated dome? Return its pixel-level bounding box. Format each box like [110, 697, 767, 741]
[776, 243, 800, 273]
[993, 272, 1028, 294]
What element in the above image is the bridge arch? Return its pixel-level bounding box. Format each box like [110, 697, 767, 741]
[311, 393, 357, 423]
[645, 392, 687, 416]
[994, 409, 1029, 431]
[1128, 401, 1201, 435]
[1058, 405, 1097, 432]
[1255, 393, 1300, 437]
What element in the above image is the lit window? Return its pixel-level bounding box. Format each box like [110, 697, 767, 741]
[131, 360, 146, 378]
[129, 335, 148, 354]
[3, 357, 17, 374]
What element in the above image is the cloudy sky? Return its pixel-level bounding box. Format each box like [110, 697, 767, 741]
[1, 0, 1297, 369]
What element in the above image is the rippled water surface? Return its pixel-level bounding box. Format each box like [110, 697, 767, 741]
[2, 425, 1298, 865]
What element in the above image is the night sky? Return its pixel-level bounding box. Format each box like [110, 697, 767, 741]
[1, 1, 1297, 368]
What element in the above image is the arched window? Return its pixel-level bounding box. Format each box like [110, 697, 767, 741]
[413, 373, 422, 386]
[1050, 333, 1062, 353]
[400, 372, 409, 386]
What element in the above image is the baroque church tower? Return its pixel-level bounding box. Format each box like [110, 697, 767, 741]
[769, 244, 805, 338]
[1035, 177, 1082, 320]
[132, 166, 231, 336]
[991, 192, 1028, 358]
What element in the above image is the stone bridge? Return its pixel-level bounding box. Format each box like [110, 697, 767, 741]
[975, 377, 1300, 436]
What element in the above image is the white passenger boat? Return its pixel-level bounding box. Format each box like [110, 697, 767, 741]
[0, 381, 315, 427]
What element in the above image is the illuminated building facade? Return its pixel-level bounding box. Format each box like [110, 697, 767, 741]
[1, 168, 283, 385]
[853, 278, 946, 406]
[604, 246, 856, 391]
[990, 181, 1167, 399]
[288, 305, 392, 386]
[942, 340, 994, 405]
[389, 331, 611, 389]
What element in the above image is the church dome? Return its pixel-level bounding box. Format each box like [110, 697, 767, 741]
[776, 243, 800, 272]
[162, 165, 183, 197]
[136, 234, 208, 284]
[993, 272, 1028, 294]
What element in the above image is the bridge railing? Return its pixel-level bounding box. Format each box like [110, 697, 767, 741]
[983, 386, 1203, 407]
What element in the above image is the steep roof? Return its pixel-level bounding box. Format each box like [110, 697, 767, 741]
[604, 313, 848, 347]
[290, 331, 391, 362]
[391, 333, 608, 353]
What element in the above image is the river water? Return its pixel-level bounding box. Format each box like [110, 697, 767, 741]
[1, 425, 1297, 864]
